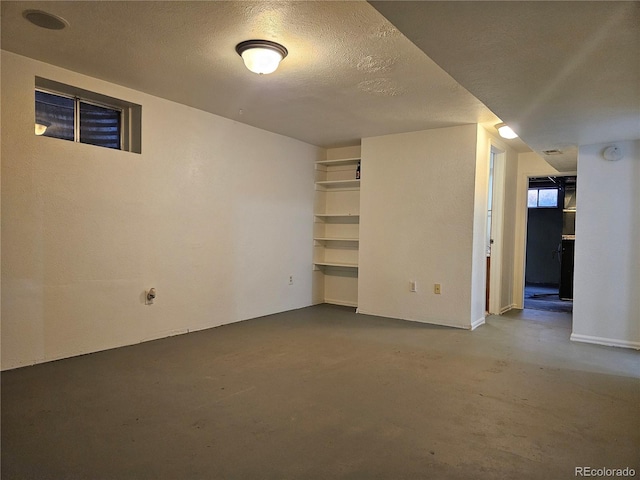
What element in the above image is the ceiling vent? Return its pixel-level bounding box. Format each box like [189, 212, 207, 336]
[542, 149, 563, 156]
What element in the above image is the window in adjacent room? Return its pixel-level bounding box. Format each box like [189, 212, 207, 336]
[35, 77, 141, 153]
[528, 188, 559, 208]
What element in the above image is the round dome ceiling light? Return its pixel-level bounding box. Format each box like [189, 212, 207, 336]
[235, 40, 288, 75]
[23, 10, 69, 30]
[35, 122, 50, 136]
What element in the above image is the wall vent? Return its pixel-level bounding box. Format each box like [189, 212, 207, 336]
[542, 149, 563, 156]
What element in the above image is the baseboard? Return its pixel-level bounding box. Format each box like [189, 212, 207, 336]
[500, 304, 516, 315]
[471, 316, 486, 331]
[355, 309, 473, 330]
[324, 298, 358, 308]
[570, 333, 640, 350]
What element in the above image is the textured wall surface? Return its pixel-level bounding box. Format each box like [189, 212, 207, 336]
[358, 125, 480, 328]
[1, 51, 321, 369]
[572, 140, 640, 348]
[499, 143, 519, 312]
[470, 126, 490, 325]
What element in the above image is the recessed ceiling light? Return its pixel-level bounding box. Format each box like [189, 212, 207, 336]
[236, 40, 288, 75]
[495, 123, 518, 139]
[23, 10, 69, 30]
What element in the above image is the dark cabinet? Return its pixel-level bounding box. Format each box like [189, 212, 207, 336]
[560, 238, 575, 300]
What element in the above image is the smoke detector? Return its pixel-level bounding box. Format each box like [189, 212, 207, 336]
[603, 145, 623, 161]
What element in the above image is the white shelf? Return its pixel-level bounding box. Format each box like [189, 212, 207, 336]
[314, 237, 359, 242]
[315, 157, 360, 166]
[314, 213, 360, 218]
[315, 179, 360, 188]
[314, 261, 359, 269]
[313, 150, 361, 308]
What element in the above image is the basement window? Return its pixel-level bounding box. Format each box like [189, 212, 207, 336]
[35, 77, 141, 154]
[528, 188, 559, 208]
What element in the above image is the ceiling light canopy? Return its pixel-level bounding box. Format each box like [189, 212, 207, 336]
[496, 123, 518, 139]
[236, 40, 288, 75]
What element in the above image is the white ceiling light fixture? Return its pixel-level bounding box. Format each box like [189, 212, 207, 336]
[235, 40, 288, 75]
[496, 123, 518, 139]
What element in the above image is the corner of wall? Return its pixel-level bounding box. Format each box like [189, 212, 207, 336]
[469, 125, 490, 323]
[359, 125, 480, 329]
[572, 140, 640, 348]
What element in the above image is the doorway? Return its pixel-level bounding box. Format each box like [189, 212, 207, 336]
[524, 176, 576, 313]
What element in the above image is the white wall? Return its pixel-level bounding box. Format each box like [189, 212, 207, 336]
[358, 125, 485, 329]
[499, 148, 519, 313]
[477, 126, 520, 314]
[326, 146, 361, 162]
[470, 126, 491, 325]
[1, 51, 322, 370]
[571, 140, 640, 349]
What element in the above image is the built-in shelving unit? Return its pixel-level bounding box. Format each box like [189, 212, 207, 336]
[313, 148, 361, 308]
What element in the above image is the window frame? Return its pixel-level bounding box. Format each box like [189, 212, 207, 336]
[35, 77, 141, 154]
[36, 87, 125, 149]
[78, 97, 124, 150]
[528, 187, 560, 209]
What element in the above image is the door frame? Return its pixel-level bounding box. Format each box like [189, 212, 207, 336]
[487, 144, 506, 315]
[514, 170, 578, 309]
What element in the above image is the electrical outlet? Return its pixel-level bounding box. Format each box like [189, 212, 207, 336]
[434, 283, 441, 295]
[289, 275, 294, 285]
[410, 280, 417, 292]
[145, 288, 156, 305]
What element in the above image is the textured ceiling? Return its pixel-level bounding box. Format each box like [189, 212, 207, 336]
[370, 1, 640, 171]
[1, 1, 506, 149]
[4, 1, 634, 168]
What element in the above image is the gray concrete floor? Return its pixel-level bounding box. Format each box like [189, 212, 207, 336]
[2, 304, 639, 480]
[524, 284, 573, 313]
